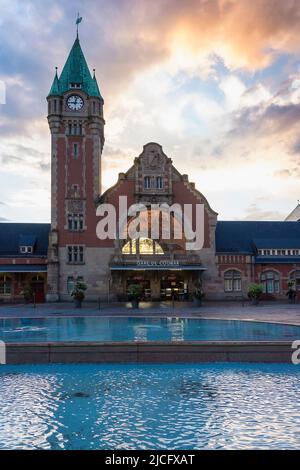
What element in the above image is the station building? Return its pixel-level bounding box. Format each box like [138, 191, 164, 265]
[1, 35, 300, 303]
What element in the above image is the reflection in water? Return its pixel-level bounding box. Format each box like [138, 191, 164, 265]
[0, 317, 300, 343]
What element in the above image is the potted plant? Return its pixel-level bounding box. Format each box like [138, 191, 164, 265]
[71, 280, 87, 308]
[286, 281, 296, 304]
[193, 281, 205, 307]
[128, 284, 142, 309]
[247, 283, 263, 305]
[21, 284, 33, 304]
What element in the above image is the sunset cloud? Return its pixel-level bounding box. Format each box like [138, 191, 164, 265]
[1, 0, 300, 222]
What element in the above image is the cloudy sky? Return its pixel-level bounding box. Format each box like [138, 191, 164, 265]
[1, 0, 300, 222]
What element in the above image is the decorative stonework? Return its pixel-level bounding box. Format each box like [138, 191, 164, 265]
[142, 143, 166, 171]
[67, 199, 84, 213]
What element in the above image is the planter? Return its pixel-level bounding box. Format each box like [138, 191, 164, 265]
[74, 299, 82, 308]
[251, 298, 260, 306]
[131, 299, 139, 309]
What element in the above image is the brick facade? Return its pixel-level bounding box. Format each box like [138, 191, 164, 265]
[43, 36, 300, 303]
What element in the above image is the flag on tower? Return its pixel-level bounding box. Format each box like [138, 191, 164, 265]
[76, 14, 83, 25]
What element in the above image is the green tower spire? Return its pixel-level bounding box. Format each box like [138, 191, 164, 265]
[48, 67, 60, 97]
[48, 37, 102, 99]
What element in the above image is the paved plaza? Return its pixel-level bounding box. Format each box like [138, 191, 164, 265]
[0, 301, 300, 326]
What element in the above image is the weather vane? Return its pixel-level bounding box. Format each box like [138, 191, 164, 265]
[76, 12, 83, 38]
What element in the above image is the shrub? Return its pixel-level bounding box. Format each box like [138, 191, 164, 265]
[194, 281, 205, 300]
[21, 284, 33, 302]
[247, 283, 263, 300]
[71, 281, 87, 302]
[128, 284, 143, 301]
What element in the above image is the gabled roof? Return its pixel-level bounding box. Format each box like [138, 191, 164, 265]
[0, 224, 50, 257]
[216, 221, 300, 254]
[48, 38, 102, 99]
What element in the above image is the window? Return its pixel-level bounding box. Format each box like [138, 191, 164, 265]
[156, 177, 163, 189]
[0, 274, 12, 295]
[259, 248, 300, 256]
[67, 122, 83, 136]
[144, 176, 151, 189]
[70, 83, 81, 89]
[20, 246, 33, 254]
[122, 238, 164, 255]
[73, 143, 79, 158]
[261, 271, 280, 294]
[67, 276, 75, 294]
[71, 185, 80, 198]
[67, 246, 84, 264]
[144, 176, 163, 189]
[68, 213, 84, 231]
[224, 270, 242, 292]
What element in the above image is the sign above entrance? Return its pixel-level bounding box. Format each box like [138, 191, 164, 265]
[137, 260, 180, 267]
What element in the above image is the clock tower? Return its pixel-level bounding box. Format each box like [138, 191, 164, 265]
[46, 33, 105, 301]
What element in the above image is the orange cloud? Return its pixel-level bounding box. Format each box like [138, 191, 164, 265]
[156, 0, 300, 69]
[96, 0, 300, 100]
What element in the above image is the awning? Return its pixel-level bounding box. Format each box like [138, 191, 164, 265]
[0, 265, 47, 273]
[110, 264, 207, 271]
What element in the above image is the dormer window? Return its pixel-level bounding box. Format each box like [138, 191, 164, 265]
[19, 234, 36, 255]
[20, 246, 33, 254]
[70, 83, 82, 89]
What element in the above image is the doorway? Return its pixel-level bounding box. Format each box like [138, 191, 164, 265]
[160, 274, 188, 300]
[31, 275, 45, 303]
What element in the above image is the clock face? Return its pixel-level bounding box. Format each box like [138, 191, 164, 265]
[67, 95, 84, 111]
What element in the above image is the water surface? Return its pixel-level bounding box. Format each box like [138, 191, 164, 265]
[0, 363, 299, 449]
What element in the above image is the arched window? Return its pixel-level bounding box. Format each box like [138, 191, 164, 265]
[224, 270, 241, 292]
[261, 271, 280, 294]
[0, 274, 12, 295]
[122, 238, 164, 255]
[290, 270, 300, 280]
